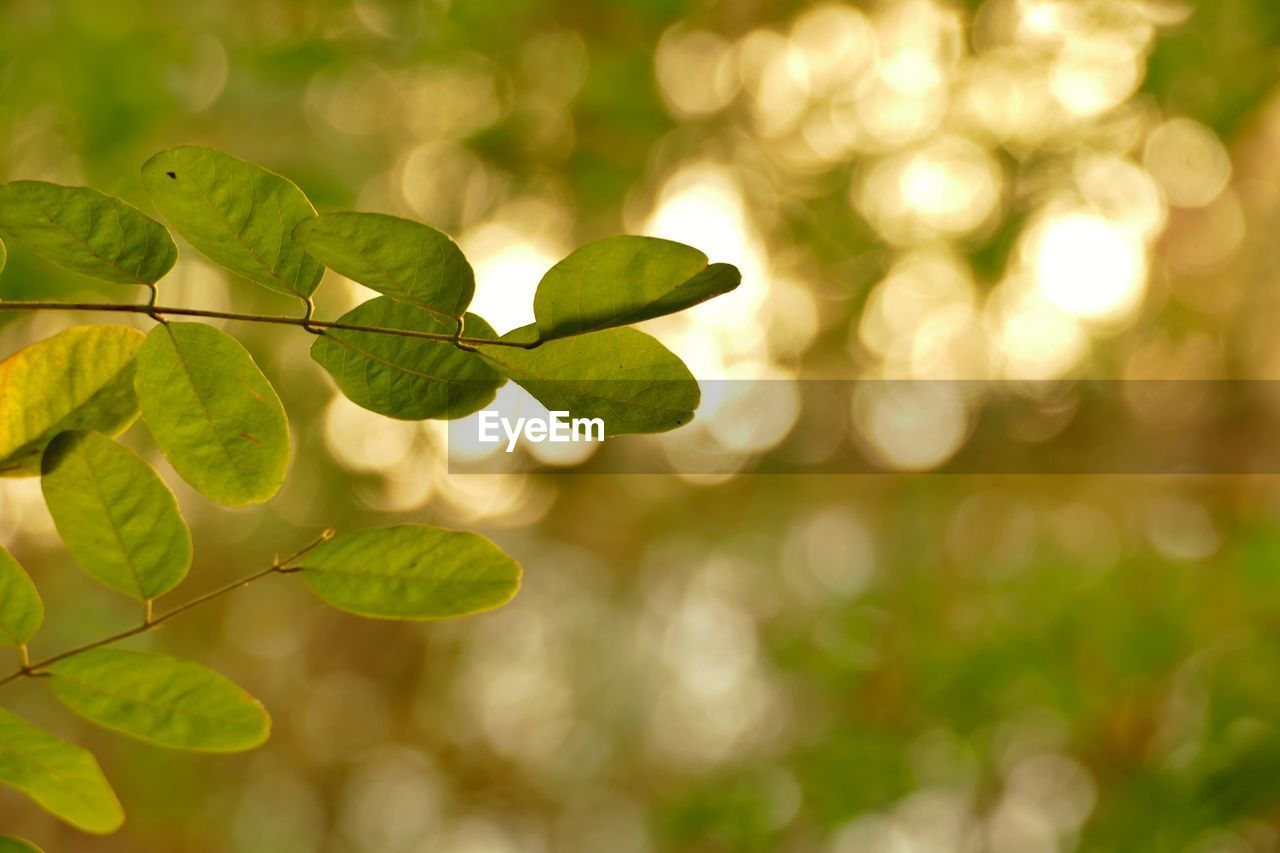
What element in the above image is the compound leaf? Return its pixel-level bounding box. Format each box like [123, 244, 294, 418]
[294, 212, 473, 320]
[0, 326, 144, 477]
[0, 707, 123, 834]
[311, 297, 503, 420]
[297, 525, 521, 620]
[534, 236, 741, 340]
[49, 649, 270, 753]
[0, 837, 42, 852]
[0, 181, 177, 285]
[141, 146, 323, 299]
[41, 431, 191, 600]
[0, 546, 41, 647]
[476, 325, 699, 435]
[134, 323, 289, 507]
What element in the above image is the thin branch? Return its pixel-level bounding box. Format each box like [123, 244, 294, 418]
[0, 529, 335, 689]
[0, 301, 540, 348]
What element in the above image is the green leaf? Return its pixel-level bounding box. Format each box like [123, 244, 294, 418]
[310, 297, 504, 420]
[476, 325, 700, 434]
[0, 836, 43, 852]
[0, 545, 42, 647]
[0, 235, 7, 274]
[533, 236, 741, 340]
[41, 431, 191, 600]
[0, 707, 123, 834]
[297, 525, 521, 620]
[133, 323, 290, 506]
[0, 181, 177, 285]
[0, 326, 144, 477]
[293, 212, 474, 321]
[49, 648, 270, 753]
[141, 146, 323, 299]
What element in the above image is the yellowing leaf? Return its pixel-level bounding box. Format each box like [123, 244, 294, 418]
[0, 326, 144, 477]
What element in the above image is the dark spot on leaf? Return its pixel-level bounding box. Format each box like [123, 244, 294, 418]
[239, 432, 260, 443]
[166, 171, 177, 179]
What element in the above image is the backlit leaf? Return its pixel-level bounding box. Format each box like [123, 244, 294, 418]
[41, 431, 191, 600]
[297, 525, 521, 620]
[0, 326, 144, 477]
[141, 146, 323, 299]
[133, 322, 290, 506]
[477, 325, 700, 434]
[311, 297, 504, 420]
[294, 212, 473, 320]
[49, 648, 270, 752]
[0, 181, 177, 284]
[534, 236, 741, 340]
[0, 836, 43, 852]
[0, 545, 42, 647]
[0, 707, 123, 834]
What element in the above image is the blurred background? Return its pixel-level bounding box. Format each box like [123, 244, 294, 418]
[4, 0, 1280, 849]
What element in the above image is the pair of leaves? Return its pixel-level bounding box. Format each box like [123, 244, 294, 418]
[0, 322, 290, 507]
[0, 648, 268, 832]
[0, 148, 318, 299]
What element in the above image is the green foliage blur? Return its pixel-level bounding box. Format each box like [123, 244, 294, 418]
[5, 0, 1280, 850]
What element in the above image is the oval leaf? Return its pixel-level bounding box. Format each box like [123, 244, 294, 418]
[477, 325, 699, 434]
[0, 707, 123, 834]
[141, 146, 323, 299]
[311, 297, 504, 420]
[297, 525, 521, 620]
[41, 431, 191, 600]
[49, 648, 271, 753]
[0, 545, 42, 647]
[534, 236, 741, 340]
[294, 212, 474, 320]
[134, 323, 290, 506]
[0, 181, 177, 285]
[0, 836, 43, 852]
[0, 326, 144, 477]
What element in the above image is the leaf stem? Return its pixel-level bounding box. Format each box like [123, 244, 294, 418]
[0, 301, 540, 348]
[0, 529, 335, 689]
